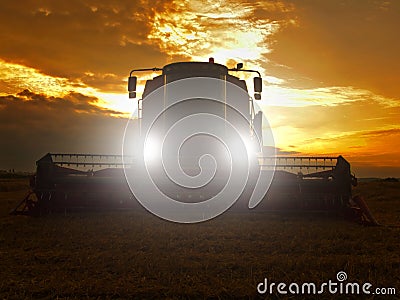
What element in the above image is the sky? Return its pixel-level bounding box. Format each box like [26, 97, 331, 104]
[0, 0, 399, 177]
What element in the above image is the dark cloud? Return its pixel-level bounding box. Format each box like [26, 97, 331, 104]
[361, 128, 400, 137]
[262, 146, 300, 155]
[275, 148, 300, 155]
[0, 90, 127, 171]
[78, 72, 126, 93]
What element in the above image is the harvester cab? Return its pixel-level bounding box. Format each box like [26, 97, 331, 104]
[127, 58, 263, 152]
[123, 59, 267, 212]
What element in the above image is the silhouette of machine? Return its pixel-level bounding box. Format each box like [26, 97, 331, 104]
[13, 59, 363, 218]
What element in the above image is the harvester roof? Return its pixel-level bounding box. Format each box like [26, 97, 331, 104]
[162, 61, 228, 78]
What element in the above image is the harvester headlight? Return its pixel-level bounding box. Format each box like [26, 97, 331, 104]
[240, 135, 259, 160]
[143, 135, 160, 164]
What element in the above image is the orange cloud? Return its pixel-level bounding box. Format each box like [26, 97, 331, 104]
[0, 1, 169, 85]
[147, 0, 295, 77]
[267, 0, 400, 99]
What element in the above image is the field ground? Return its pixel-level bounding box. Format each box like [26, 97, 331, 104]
[0, 179, 399, 299]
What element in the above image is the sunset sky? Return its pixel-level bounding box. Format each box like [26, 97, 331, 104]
[0, 0, 399, 177]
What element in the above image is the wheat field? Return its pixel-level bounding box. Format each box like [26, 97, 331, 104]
[0, 179, 399, 299]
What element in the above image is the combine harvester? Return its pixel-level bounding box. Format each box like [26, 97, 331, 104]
[12, 59, 378, 225]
